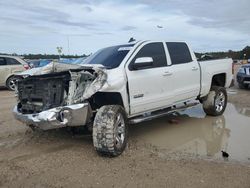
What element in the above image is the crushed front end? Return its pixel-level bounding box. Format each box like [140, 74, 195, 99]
[13, 64, 107, 130]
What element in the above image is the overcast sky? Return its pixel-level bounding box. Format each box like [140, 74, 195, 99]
[0, 0, 250, 54]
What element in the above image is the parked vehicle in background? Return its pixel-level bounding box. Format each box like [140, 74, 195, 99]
[59, 58, 77, 64]
[13, 41, 233, 156]
[237, 64, 250, 89]
[27, 58, 87, 69]
[59, 57, 87, 64]
[71, 57, 87, 64]
[28, 59, 52, 68]
[0, 55, 30, 90]
[17, 57, 87, 78]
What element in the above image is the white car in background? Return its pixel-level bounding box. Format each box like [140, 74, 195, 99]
[0, 55, 30, 90]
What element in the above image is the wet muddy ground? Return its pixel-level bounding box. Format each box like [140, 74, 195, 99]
[0, 87, 250, 187]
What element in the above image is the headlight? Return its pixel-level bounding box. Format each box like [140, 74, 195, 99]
[238, 67, 245, 74]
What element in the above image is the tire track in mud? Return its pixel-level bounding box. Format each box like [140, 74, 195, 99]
[8, 144, 75, 163]
[0, 129, 93, 164]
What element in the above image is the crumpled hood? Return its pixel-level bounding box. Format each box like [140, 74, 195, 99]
[16, 61, 108, 106]
[17, 61, 106, 77]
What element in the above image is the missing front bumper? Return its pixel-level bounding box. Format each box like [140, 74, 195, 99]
[13, 103, 91, 130]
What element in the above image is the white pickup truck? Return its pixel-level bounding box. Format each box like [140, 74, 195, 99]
[13, 41, 233, 156]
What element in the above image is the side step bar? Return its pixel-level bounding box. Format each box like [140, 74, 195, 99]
[129, 102, 199, 124]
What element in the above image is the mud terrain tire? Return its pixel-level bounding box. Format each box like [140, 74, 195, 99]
[93, 105, 128, 157]
[202, 86, 227, 116]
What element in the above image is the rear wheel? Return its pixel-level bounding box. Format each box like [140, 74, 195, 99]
[93, 105, 128, 157]
[202, 86, 227, 116]
[6, 76, 22, 91]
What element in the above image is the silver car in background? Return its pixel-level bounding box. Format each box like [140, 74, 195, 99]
[0, 55, 30, 90]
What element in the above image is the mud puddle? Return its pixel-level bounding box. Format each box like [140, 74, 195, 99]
[130, 103, 250, 163]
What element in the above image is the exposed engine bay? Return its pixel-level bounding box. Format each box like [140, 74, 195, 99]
[16, 63, 107, 114]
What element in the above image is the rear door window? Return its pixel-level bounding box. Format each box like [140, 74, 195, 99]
[166, 42, 192, 65]
[129, 42, 167, 70]
[0, 58, 6, 66]
[6, 58, 21, 65]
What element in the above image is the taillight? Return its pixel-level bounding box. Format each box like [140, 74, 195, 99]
[23, 64, 30, 70]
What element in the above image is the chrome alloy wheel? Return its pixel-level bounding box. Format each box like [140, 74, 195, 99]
[114, 113, 126, 149]
[215, 91, 226, 113]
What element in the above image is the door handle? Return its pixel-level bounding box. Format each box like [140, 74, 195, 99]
[192, 67, 198, 71]
[163, 71, 173, 76]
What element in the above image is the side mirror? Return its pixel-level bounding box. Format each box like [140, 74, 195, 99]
[133, 57, 153, 70]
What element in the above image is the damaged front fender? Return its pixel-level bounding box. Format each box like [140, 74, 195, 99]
[67, 67, 108, 104]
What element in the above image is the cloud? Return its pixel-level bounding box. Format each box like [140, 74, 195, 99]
[0, 0, 249, 54]
[133, 0, 250, 33]
[52, 19, 95, 29]
[95, 32, 113, 35]
[121, 26, 137, 31]
[83, 6, 93, 12]
[0, 16, 33, 25]
[61, 0, 95, 5]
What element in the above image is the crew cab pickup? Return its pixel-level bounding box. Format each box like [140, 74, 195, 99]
[13, 41, 233, 156]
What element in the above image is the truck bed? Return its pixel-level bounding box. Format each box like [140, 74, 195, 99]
[198, 58, 233, 97]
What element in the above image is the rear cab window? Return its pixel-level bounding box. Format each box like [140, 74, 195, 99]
[129, 42, 167, 70]
[166, 42, 192, 65]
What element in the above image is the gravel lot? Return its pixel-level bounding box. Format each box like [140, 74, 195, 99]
[0, 86, 250, 188]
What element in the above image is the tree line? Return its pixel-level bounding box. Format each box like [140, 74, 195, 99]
[1, 46, 250, 60]
[195, 46, 250, 60]
[0, 53, 88, 59]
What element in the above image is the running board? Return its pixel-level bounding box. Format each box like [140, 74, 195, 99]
[129, 102, 199, 124]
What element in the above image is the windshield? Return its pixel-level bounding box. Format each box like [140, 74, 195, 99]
[83, 44, 134, 69]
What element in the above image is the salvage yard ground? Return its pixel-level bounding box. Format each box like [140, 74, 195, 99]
[0, 86, 250, 187]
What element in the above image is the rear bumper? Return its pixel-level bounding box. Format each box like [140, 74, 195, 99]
[13, 103, 90, 130]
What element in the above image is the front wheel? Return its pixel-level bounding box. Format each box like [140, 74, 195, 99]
[202, 86, 227, 116]
[93, 105, 128, 157]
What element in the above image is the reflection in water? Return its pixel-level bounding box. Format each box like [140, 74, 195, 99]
[235, 106, 250, 117]
[227, 89, 238, 95]
[130, 103, 250, 162]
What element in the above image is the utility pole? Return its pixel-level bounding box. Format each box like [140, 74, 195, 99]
[67, 35, 70, 55]
[56, 47, 63, 59]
